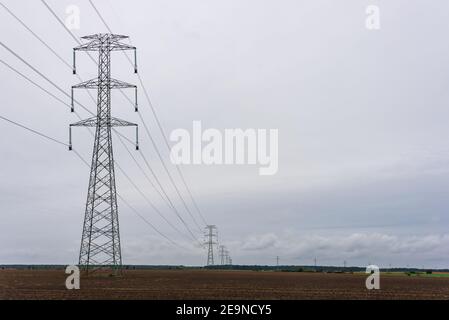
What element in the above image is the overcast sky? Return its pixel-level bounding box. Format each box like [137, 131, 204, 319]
[1, 0, 449, 268]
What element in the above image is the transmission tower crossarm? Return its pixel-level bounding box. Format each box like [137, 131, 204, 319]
[70, 117, 139, 151]
[73, 78, 137, 89]
[71, 78, 138, 113]
[70, 117, 137, 128]
[73, 34, 137, 75]
[74, 39, 135, 52]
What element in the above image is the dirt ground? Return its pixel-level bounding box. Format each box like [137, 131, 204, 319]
[1, 269, 449, 300]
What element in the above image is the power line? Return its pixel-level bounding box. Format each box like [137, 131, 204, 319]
[104, 0, 208, 226]
[1, 3, 141, 152]
[0, 2, 71, 70]
[0, 2, 98, 105]
[0, 113, 85, 171]
[0, 114, 67, 147]
[117, 128, 202, 240]
[72, 149, 90, 167]
[88, 0, 112, 34]
[136, 74, 208, 227]
[40, 0, 202, 238]
[115, 132, 202, 244]
[137, 111, 203, 232]
[0, 40, 93, 117]
[205, 225, 218, 266]
[0, 40, 70, 101]
[1, 1, 167, 168]
[0, 54, 94, 139]
[0, 58, 71, 109]
[114, 132, 198, 243]
[40, 0, 137, 111]
[0, 12, 197, 259]
[219, 245, 226, 266]
[117, 193, 185, 250]
[0, 26, 199, 248]
[0, 113, 86, 170]
[0, 105, 184, 251]
[40, 0, 78, 44]
[114, 159, 193, 245]
[137, 145, 203, 242]
[2, 1, 208, 257]
[137, 145, 187, 218]
[0, 37, 187, 252]
[40, 0, 97, 66]
[88, 0, 208, 228]
[71, 33, 148, 271]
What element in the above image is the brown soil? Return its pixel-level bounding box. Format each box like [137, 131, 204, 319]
[1, 269, 448, 300]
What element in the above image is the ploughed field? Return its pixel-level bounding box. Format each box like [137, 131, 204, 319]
[1, 269, 449, 300]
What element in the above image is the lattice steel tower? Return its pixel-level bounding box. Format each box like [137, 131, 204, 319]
[205, 225, 218, 266]
[219, 245, 226, 265]
[69, 34, 138, 273]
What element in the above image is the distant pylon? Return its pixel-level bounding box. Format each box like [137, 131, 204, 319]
[225, 250, 232, 265]
[219, 245, 226, 265]
[69, 33, 139, 274]
[205, 225, 218, 266]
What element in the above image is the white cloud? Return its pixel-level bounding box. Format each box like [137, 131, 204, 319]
[230, 232, 449, 268]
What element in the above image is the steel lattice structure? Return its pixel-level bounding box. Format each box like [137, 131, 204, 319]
[218, 245, 226, 266]
[205, 225, 218, 266]
[69, 34, 138, 274]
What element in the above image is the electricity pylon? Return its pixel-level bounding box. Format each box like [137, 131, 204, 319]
[219, 245, 226, 265]
[205, 225, 218, 266]
[69, 33, 138, 274]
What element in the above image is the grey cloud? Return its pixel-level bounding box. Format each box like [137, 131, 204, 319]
[241, 233, 279, 251]
[1, 0, 449, 268]
[230, 232, 449, 268]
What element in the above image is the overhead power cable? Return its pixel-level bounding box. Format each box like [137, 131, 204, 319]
[115, 132, 201, 244]
[0, 41, 197, 245]
[0, 113, 184, 249]
[0, 40, 93, 117]
[0, 114, 67, 147]
[40, 0, 204, 232]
